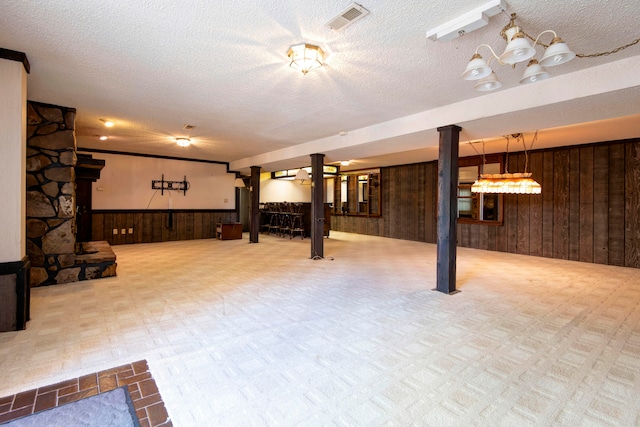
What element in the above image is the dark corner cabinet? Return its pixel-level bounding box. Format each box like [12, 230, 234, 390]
[0, 257, 30, 332]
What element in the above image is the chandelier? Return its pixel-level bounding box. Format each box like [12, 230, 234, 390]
[462, 13, 576, 91]
[471, 133, 541, 194]
[287, 43, 325, 75]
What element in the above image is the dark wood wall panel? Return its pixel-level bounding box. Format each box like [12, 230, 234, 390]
[516, 153, 530, 255]
[626, 141, 640, 267]
[593, 145, 609, 264]
[579, 146, 594, 263]
[609, 143, 625, 266]
[542, 150, 555, 257]
[91, 210, 237, 245]
[554, 149, 570, 260]
[528, 151, 544, 256]
[568, 148, 580, 261]
[333, 138, 640, 269]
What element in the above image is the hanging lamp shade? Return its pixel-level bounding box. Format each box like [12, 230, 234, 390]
[539, 37, 575, 67]
[462, 54, 492, 80]
[519, 59, 550, 84]
[471, 173, 541, 194]
[474, 71, 502, 91]
[234, 178, 246, 188]
[287, 43, 325, 75]
[499, 31, 536, 64]
[294, 168, 310, 181]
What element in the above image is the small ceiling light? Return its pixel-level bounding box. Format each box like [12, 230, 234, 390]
[176, 137, 191, 147]
[101, 119, 114, 127]
[287, 43, 325, 75]
[340, 160, 351, 166]
[99, 136, 108, 141]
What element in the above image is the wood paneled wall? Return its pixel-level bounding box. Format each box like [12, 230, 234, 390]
[331, 138, 640, 269]
[91, 210, 238, 245]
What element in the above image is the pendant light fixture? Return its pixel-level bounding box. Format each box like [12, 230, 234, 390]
[471, 132, 541, 194]
[462, 13, 575, 91]
[287, 43, 325, 75]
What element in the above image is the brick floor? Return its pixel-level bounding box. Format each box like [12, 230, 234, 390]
[0, 360, 171, 426]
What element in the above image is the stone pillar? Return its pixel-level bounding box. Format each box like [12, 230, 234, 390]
[0, 48, 30, 331]
[26, 101, 78, 286]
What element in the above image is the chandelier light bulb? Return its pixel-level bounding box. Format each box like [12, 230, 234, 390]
[539, 37, 575, 67]
[474, 71, 502, 91]
[519, 59, 550, 84]
[462, 53, 492, 80]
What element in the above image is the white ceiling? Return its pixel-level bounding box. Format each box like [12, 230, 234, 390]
[2, 0, 639, 174]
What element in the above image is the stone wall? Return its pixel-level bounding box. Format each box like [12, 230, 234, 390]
[26, 101, 78, 286]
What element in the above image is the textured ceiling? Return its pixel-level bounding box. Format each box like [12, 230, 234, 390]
[1, 0, 639, 173]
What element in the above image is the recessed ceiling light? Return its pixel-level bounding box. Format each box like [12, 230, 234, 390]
[100, 119, 114, 127]
[339, 131, 348, 136]
[340, 160, 351, 166]
[99, 136, 108, 141]
[176, 137, 191, 147]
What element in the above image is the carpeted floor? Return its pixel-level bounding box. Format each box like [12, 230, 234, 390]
[1, 231, 640, 425]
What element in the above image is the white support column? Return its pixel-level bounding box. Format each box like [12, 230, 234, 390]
[0, 51, 29, 263]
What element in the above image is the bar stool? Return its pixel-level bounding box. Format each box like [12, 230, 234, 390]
[260, 204, 271, 233]
[279, 202, 292, 237]
[268, 203, 281, 235]
[290, 203, 305, 239]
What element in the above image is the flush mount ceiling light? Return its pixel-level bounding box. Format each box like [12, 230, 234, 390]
[287, 43, 325, 75]
[176, 137, 191, 147]
[99, 136, 108, 141]
[100, 119, 114, 127]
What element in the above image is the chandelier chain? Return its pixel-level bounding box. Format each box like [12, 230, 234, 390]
[500, 11, 639, 58]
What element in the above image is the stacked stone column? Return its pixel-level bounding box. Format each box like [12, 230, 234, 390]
[25, 101, 78, 286]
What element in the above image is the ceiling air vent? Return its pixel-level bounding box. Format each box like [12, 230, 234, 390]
[326, 3, 370, 31]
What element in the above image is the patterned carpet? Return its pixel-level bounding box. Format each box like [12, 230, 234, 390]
[1, 231, 640, 426]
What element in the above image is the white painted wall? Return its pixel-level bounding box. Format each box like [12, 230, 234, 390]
[0, 59, 27, 262]
[91, 153, 236, 210]
[259, 173, 311, 203]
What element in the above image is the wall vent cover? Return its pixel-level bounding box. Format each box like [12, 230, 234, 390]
[326, 3, 370, 31]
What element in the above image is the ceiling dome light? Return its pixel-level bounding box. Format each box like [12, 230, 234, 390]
[100, 119, 114, 127]
[462, 53, 492, 80]
[519, 59, 550, 84]
[176, 137, 191, 147]
[474, 71, 502, 91]
[287, 43, 325, 75]
[99, 136, 108, 141]
[539, 37, 575, 67]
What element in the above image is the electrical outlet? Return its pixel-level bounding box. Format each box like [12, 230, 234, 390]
[113, 229, 118, 235]
[121, 229, 126, 234]
[128, 228, 133, 234]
